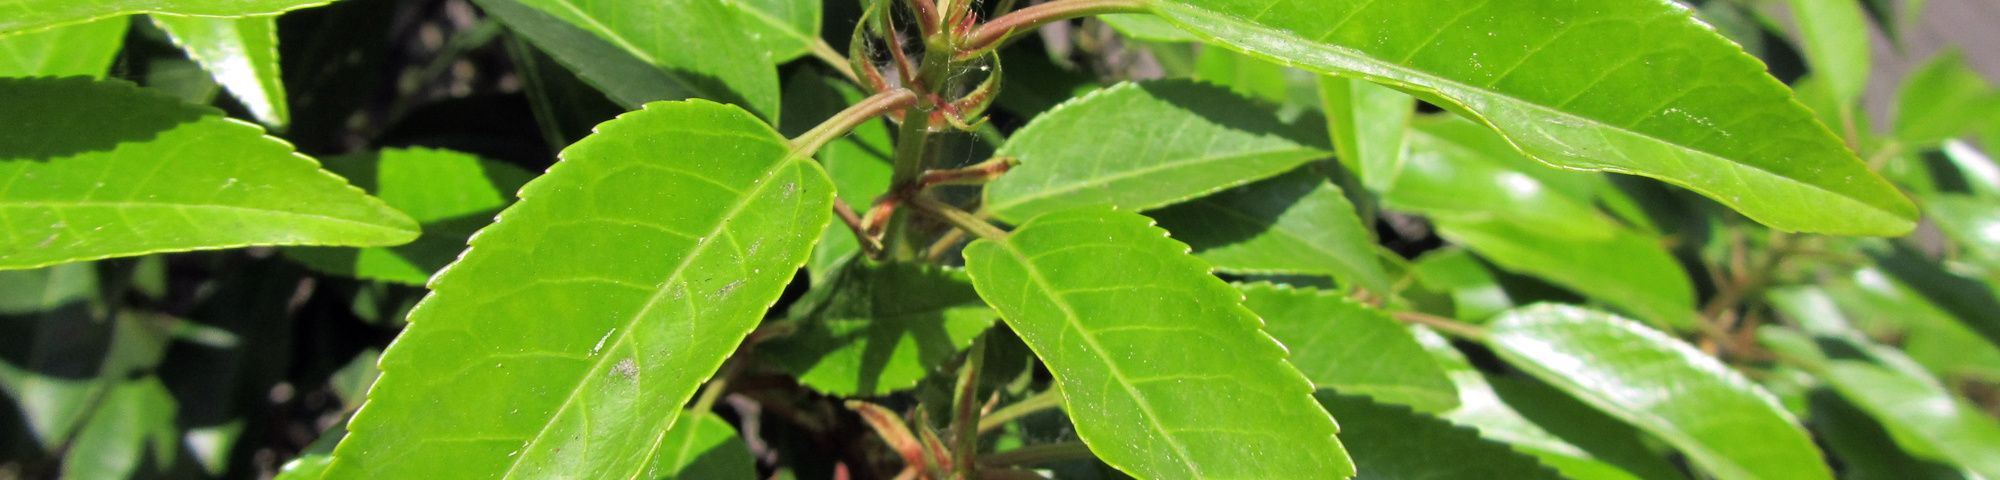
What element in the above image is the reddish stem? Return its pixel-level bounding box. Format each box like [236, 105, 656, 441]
[957, 0, 1149, 58]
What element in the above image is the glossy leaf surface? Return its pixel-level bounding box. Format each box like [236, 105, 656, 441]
[964, 207, 1350, 479]
[0, 15, 125, 78]
[324, 100, 833, 478]
[0, 77, 417, 270]
[1316, 392, 1561, 480]
[285, 148, 533, 285]
[1413, 327, 1664, 480]
[1238, 283, 1455, 412]
[644, 411, 757, 480]
[1151, 166, 1390, 293]
[0, 0, 330, 36]
[1143, 0, 1918, 236]
[1438, 219, 1696, 329]
[1820, 346, 2000, 478]
[765, 261, 996, 396]
[472, 0, 780, 120]
[152, 14, 288, 126]
[1488, 305, 1830, 480]
[1391, 116, 1616, 238]
[985, 81, 1327, 223]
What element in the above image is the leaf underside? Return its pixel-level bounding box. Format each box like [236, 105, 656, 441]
[323, 100, 832, 479]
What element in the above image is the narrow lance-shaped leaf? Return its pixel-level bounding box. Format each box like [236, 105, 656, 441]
[1787, 0, 1871, 110]
[964, 207, 1350, 479]
[1812, 336, 2000, 478]
[1486, 305, 1832, 480]
[1412, 327, 1674, 480]
[0, 77, 417, 271]
[984, 80, 1328, 223]
[323, 100, 833, 478]
[1237, 282, 1456, 412]
[1895, 51, 2000, 147]
[1320, 76, 1412, 193]
[471, 0, 780, 121]
[0, 15, 126, 78]
[1315, 392, 1562, 480]
[1437, 219, 1697, 329]
[1140, 0, 1918, 236]
[151, 14, 289, 126]
[284, 147, 534, 285]
[0, 0, 331, 36]
[1150, 166, 1392, 294]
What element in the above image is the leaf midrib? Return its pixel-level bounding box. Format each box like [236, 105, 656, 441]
[496, 152, 798, 480]
[992, 147, 1322, 215]
[992, 238, 1201, 477]
[1154, 3, 1897, 217]
[0, 202, 411, 235]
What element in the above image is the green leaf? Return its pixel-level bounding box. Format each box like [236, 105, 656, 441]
[0, 77, 418, 271]
[776, 68, 892, 283]
[0, 15, 126, 78]
[0, 0, 330, 36]
[1896, 50, 2000, 147]
[1942, 140, 2000, 199]
[985, 80, 1329, 223]
[1830, 269, 2000, 383]
[472, 0, 780, 120]
[151, 14, 288, 126]
[1150, 166, 1390, 293]
[1141, 0, 1919, 236]
[1486, 376, 1688, 480]
[273, 454, 334, 480]
[1487, 305, 1831, 480]
[963, 207, 1351, 479]
[1101, 14, 1198, 42]
[724, 0, 820, 62]
[644, 411, 757, 480]
[1314, 392, 1562, 480]
[1411, 248, 1513, 322]
[1787, 0, 1871, 108]
[1807, 390, 1966, 480]
[284, 147, 533, 285]
[1392, 116, 1617, 239]
[1320, 76, 1412, 193]
[1412, 327, 1671, 480]
[1867, 242, 2000, 350]
[1924, 194, 2000, 271]
[764, 261, 997, 396]
[1237, 283, 1456, 412]
[1816, 340, 2000, 478]
[1195, 46, 1288, 105]
[323, 100, 833, 478]
[61, 376, 178, 480]
[1436, 219, 1697, 329]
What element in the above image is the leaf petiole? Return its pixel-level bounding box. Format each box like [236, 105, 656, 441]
[789, 88, 919, 157]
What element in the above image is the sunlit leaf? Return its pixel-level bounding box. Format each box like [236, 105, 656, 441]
[1151, 166, 1390, 293]
[284, 147, 533, 285]
[0, 15, 126, 78]
[472, 0, 780, 120]
[324, 100, 833, 478]
[1315, 392, 1561, 480]
[1487, 305, 1831, 480]
[1320, 76, 1412, 193]
[1437, 219, 1697, 329]
[643, 411, 757, 480]
[724, 0, 820, 62]
[0, 77, 418, 270]
[61, 376, 178, 480]
[1238, 283, 1456, 412]
[964, 207, 1351, 479]
[0, 0, 329, 36]
[1787, 0, 1871, 109]
[1141, 0, 1918, 235]
[1895, 50, 1999, 147]
[985, 80, 1328, 223]
[151, 13, 289, 126]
